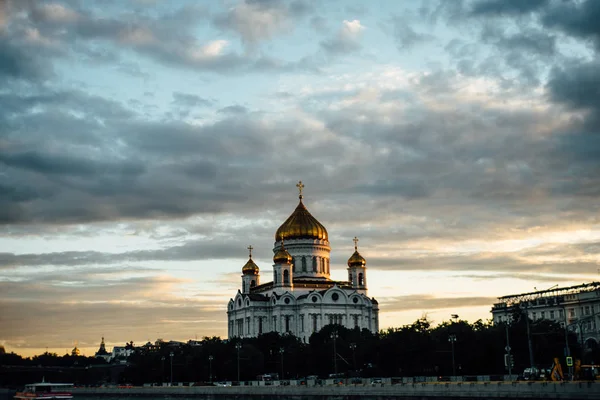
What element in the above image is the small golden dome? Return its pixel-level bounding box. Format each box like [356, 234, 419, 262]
[273, 238, 293, 264]
[242, 245, 259, 275]
[347, 250, 366, 267]
[242, 259, 259, 275]
[348, 236, 366, 267]
[275, 181, 328, 241]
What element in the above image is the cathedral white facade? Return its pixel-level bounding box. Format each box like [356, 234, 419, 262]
[227, 182, 379, 342]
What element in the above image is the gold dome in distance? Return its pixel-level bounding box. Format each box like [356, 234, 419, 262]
[242, 245, 259, 275]
[275, 181, 328, 241]
[348, 236, 366, 267]
[273, 236, 293, 264]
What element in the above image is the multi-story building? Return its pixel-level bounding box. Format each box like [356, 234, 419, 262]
[227, 181, 379, 342]
[491, 282, 600, 349]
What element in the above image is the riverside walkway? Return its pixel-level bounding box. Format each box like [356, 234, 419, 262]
[72, 381, 600, 399]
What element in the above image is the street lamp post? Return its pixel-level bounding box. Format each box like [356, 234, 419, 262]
[505, 323, 513, 377]
[279, 348, 285, 379]
[208, 355, 214, 383]
[169, 352, 174, 386]
[331, 331, 339, 375]
[235, 343, 242, 382]
[350, 343, 357, 373]
[448, 334, 457, 376]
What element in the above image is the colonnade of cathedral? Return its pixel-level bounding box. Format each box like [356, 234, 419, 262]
[228, 308, 378, 342]
[291, 255, 330, 275]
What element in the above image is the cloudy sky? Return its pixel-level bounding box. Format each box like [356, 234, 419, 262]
[1, 0, 600, 357]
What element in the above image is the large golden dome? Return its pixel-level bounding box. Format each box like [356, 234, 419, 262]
[275, 195, 328, 241]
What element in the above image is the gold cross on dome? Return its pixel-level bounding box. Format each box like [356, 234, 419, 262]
[247, 245, 253, 258]
[353, 236, 359, 250]
[296, 180, 304, 198]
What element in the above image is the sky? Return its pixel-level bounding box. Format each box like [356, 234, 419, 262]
[1, 0, 600, 358]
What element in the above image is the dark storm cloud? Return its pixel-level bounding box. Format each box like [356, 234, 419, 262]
[0, 237, 274, 268]
[0, 83, 289, 224]
[0, 151, 144, 177]
[547, 60, 600, 131]
[367, 253, 600, 276]
[480, 26, 556, 57]
[541, 0, 600, 50]
[0, 35, 51, 82]
[471, 0, 550, 16]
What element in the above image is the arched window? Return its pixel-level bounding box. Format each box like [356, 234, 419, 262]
[302, 257, 307, 272]
[358, 273, 364, 286]
[312, 257, 317, 272]
[251, 280, 256, 288]
[274, 271, 277, 284]
[284, 269, 290, 284]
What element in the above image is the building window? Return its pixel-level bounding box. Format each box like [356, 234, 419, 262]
[550, 311, 555, 319]
[300, 315, 304, 332]
[292, 257, 296, 272]
[332, 293, 339, 301]
[285, 315, 290, 332]
[358, 273, 364, 286]
[251, 280, 256, 288]
[274, 271, 277, 284]
[541, 311, 545, 319]
[284, 269, 290, 284]
[258, 317, 263, 335]
[569, 308, 575, 318]
[312, 257, 317, 272]
[302, 257, 307, 272]
[348, 272, 352, 282]
[353, 297, 359, 304]
[272, 316, 277, 332]
[585, 306, 591, 315]
[246, 317, 251, 334]
[284, 297, 290, 304]
[312, 296, 318, 303]
[559, 309, 564, 319]
[353, 315, 359, 328]
[313, 315, 318, 332]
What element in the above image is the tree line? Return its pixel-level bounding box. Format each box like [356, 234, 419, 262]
[0, 315, 593, 386]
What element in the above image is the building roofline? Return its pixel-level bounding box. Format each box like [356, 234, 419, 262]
[497, 281, 600, 303]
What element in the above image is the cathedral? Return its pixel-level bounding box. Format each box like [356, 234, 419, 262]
[227, 182, 379, 342]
